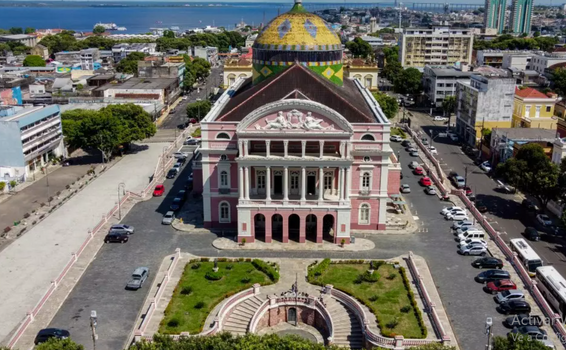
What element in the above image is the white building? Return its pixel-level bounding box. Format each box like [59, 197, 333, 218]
[191, 46, 218, 66]
[245, 34, 258, 48]
[423, 65, 479, 107]
[530, 52, 566, 74]
[502, 52, 533, 70]
[111, 43, 157, 63]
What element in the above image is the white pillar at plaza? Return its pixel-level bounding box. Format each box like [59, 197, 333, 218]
[340, 141, 345, 159]
[339, 167, 344, 200]
[284, 140, 289, 158]
[283, 166, 289, 201]
[301, 167, 306, 201]
[301, 140, 307, 157]
[244, 166, 250, 199]
[319, 140, 324, 159]
[318, 167, 324, 201]
[244, 140, 249, 157]
[239, 166, 244, 200]
[266, 166, 271, 200]
[238, 141, 244, 156]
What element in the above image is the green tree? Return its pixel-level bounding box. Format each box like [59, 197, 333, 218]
[496, 143, 559, 208]
[186, 99, 211, 120]
[24, 27, 35, 34]
[493, 334, 550, 350]
[23, 55, 46, 67]
[9, 27, 23, 34]
[100, 104, 156, 143]
[0, 182, 5, 192]
[394, 67, 422, 95]
[534, 31, 541, 37]
[35, 337, 84, 350]
[345, 37, 373, 58]
[408, 343, 456, 350]
[116, 52, 147, 75]
[552, 68, 566, 97]
[93, 25, 106, 35]
[163, 30, 175, 39]
[183, 71, 196, 92]
[383, 60, 402, 82]
[442, 96, 457, 117]
[186, 56, 211, 82]
[373, 92, 399, 119]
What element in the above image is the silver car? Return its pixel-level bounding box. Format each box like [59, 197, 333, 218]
[458, 244, 487, 256]
[400, 184, 411, 193]
[495, 290, 525, 304]
[452, 220, 474, 230]
[126, 267, 149, 290]
[162, 211, 175, 225]
[424, 186, 436, 195]
[109, 224, 135, 235]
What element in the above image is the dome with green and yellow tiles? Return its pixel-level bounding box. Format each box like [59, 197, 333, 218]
[252, 0, 344, 86]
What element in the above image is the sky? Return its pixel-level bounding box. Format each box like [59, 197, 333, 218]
[5, 0, 555, 4]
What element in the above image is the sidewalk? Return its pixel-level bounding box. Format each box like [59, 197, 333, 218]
[0, 142, 167, 344]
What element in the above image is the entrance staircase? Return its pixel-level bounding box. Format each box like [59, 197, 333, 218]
[222, 295, 265, 335]
[325, 297, 364, 349]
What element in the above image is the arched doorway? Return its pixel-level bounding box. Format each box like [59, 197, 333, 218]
[323, 214, 335, 242]
[254, 214, 266, 242]
[305, 214, 317, 242]
[288, 307, 297, 325]
[288, 214, 300, 242]
[272, 214, 283, 242]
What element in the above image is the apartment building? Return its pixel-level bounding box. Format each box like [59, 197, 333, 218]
[0, 105, 65, 181]
[423, 65, 479, 107]
[484, 0, 507, 34]
[530, 53, 566, 74]
[512, 88, 561, 130]
[399, 27, 473, 68]
[510, 0, 534, 34]
[111, 43, 157, 63]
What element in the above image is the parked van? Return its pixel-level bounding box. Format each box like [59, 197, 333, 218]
[456, 230, 485, 242]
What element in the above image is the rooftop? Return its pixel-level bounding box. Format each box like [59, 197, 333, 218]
[426, 66, 477, 77]
[0, 34, 36, 40]
[96, 77, 177, 91]
[515, 87, 550, 99]
[493, 127, 557, 141]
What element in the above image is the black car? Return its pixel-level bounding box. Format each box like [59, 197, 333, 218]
[401, 140, 412, 147]
[475, 201, 488, 213]
[471, 257, 503, 269]
[504, 314, 544, 328]
[104, 231, 129, 243]
[185, 180, 194, 191]
[176, 157, 186, 165]
[523, 227, 540, 241]
[448, 171, 459, 180]
[509, 325, 547, 340]
[166, 169, 178, 179]
[34, 328, 70, 345]
[178, 189, 187, 200]
[522, 199, 538, 211]
[475, 269, 510, 283]
[170, 197, 183, 211]
[498, 300, 531, 315]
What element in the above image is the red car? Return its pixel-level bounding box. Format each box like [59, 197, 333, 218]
[189, 118, 198, 124]
[153, 184, 165, 196]
[413, 167, 424, 175]
[464, 186, 473, 196]
[419, 177, 432, 186]
[484, 279, 517, 294]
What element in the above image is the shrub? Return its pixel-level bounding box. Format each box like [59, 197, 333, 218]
[180, 286, 192, 295]
[9, 180, 17, 188]
[245, 258, 251, 262]
[19, 227, 26, 234]
[194, 301, 205, 309]
[200, 257, 210, 262]
[0, 182, 5, 191]
[32, 209, 36, 213]
[205, 271, 222, 281]
[387, 273, 397, 280]
[167, 317, 181, 327]
[48, 196, 53, 202]
[23, 213, 30, 219]
[362, 270, 380, 283]
[401, 305, 412, 313]
[191, 263, 201, 270]
[399, 267, 427, 337]
[386, 318, 399, 329]
[252, 259, 279, 282]
[66, 184, 70, 190]
[369, 295, 379, 302]
[354, 275, 363, 284]
[56, 191, 61, 196]
[39, 214, 45, 219]
[3, 226, 11, 233]
[217, 258, 227, 262]
[238, 258, 244, 262]
[40, 202, 45, 207]
[241, 277, 251, 283]
[226, 264, 233, 270]
[76, 177, 80, 181]
[32, 221, 37, 225]
[307, 258, 331, 283]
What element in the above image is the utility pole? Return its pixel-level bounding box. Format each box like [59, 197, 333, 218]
[45, 162, 51, 207]
[117, 183, 125, 220]
[464, 166, 469, 190]
[485, 317, 493, 350]
[90, 310, 98, 350]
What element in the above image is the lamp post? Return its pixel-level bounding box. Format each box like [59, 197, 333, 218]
[117, 182, 125, 220]
[90, 310, 98, 350]
[485, 317, 493, 350]
[401, 98, 406, 124]
[45, 163, 51, 207]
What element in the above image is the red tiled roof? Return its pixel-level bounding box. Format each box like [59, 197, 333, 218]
[549, 62, 566, 70]
[515, 87, 550, 99]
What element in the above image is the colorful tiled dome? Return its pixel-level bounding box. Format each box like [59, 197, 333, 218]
[252, 0, 344, 85]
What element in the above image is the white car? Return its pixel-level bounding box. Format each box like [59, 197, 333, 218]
[480, 161, 492, 173]
[400, 184, 411, 193]
[456, 225, 479, 235]
[390, 135, 403, 142]
[536, 214, 552, 227]
[445, 210, 467, 219]
[441, 206, 463, 215]
[458, 244, 487, 256]
[428, 146, 438, 155]
[452, 220, 474, 230]
[458, 238, 487, 249]
[408, 161, 419, 169]
[446, 212, 469, 221]
[182, 95, 188, 100]
[424, 186, 436, 195]
[173, 152, 188, 159]
[434, 116, 448, 121]
[495, 290, 525, 304]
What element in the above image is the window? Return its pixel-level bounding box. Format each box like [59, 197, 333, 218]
[216, 132, 230, 140]
[363, 156, 371, 162]
[546, 106, 552, 113]
[362, 172, 371, 189]
[220, 154, 228, 161]
[361, 134, 375, 141]
[359, 204, 370, 224]
[220, 171, 228, 187]
[365, 76, 372, 88]
[219, 202, 230, 223]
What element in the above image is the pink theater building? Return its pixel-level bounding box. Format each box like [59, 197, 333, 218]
[192, 64, 401, 245]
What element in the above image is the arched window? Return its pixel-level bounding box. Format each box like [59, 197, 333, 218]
[364, 75, 373, 88]
[359, 203, 370, 224]
[220, 154, 228, 161]
[220, 171, 228, 187]
[354, 74, 362, 81]
[219, 202, 230, 223]
[361, 134, 375, 141]
[362, 172, 371, 189]
[216, 132, 230, 140]
[363, 156, 371, 162]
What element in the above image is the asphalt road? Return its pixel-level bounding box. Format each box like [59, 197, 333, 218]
[47, 139, 517, 350]
[160, 66, 223, 130]
[408, 111, 566, 277]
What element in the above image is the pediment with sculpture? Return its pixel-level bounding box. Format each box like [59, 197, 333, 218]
[255, 110, 336, 131]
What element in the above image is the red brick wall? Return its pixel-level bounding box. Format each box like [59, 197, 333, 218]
[388, 169, 400, 195]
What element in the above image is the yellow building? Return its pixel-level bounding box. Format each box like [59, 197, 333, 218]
[222, 56, 253, 88]
[345, 58, 378, 91]
[512, 87, 561, 130]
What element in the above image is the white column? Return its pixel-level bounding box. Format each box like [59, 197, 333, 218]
[284, 140, 289, 158]
[345, 142, 351, 158]
[266, 140, 271, 157]
[319, 140, 324, 159]
[239, 166, 244, 200]
[238, 141, 243, 156]
[244, 166, 250, 200]
[318, 167, 324, 201]
[301, 167, 306, 201]
[345, 167, 351, 201]
[244, 140, 249, 157]
[283, 166, 289, 201]
[301, 140, 307, 157]
[266, 166, 271, 201]
[340, 141, 345, 159]
[339, 167, 344, 201]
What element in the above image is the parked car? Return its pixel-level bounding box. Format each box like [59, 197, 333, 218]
[104, 231, 129, 243]
[166, 169, 178, 179]
[536, 214, 552, 227]
[408, 161, 419, 169]
[485, 279, 517, 294]
[178, 189, 187, 200]
[189, 118, 198, 124]
[428, 146, 438, 155]
[34, 329, 70, 345]
[509, 325, 546, 340]
[173, 152, 188, 159]
[421, 138, 429, 145]
[176, 157, 186, 165]
[162, 211, 175, 225]
[188, 172, 194, 181]
[390, 135, 403, 142]
[153, 184, 165, 196]
[523, 227, 540, 241]
[185, 180, 194, 191]
[419, 177, 432, 186]
[400, 184, 411, 193]
[406, 147, 417, 152]
[413, 167, 424, 175]
[448, 171, 459, 180]
[126, 267, 149, 290]
[472, 257, 503, 269]
[409, 151, 419, 157]
[498, 300, 531, 315]
[522, 199, 538, 212]
[458, 238, 487, 249]
[185, 139, 198, 145]
[170, 108, 177, 114]
[476, 269, 511, 283]
[480, 161, 492, 173]
[441, 206, 463, 215]
[170, 197, 183, 211]
[446, 212, 469, 221]
[434, 116, 448, 121]
[504, 314, 544, 328]
[401, 140, 412, 147]
[475, 201, 488, 213]
[452, 176, 466, 188]
[456, 225, 480, 235]
[424, 186, 436, 195]
[173, 163, 182, 171]
[494, 289, 524, 303]
[458, 244, 487, 256]
[449, 133, 458, 141]
[109, 224, 135, 235]
[464, 186, 473, 196]
[452, 220, 474, 230]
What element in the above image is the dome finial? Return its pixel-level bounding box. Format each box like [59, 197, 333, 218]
[295, 0, 302, 3]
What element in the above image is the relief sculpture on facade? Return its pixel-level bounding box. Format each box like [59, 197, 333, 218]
[257, 110, 335, 131]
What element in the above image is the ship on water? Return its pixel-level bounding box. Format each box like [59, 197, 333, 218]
[93, 22, 127, 31]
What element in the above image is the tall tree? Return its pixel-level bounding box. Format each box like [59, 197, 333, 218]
[186, 100, 211, 121]
[345, 37, 373, 58]
[394, 67, 423, 95]
[493, 334, 549, 350]
[442, 96, 457, 117]
[35, 337, 84, 350]
[373, 92, 399, 119]
[93, 25, 106, 35]
[552, 68, 566, 97]
[23, 55, 46, 67]
[163, 30, 175, 39]
[9, 27, 23, 34]
[183, 71, 196, 92]
[24, 27, 35, 34]
[116, 52, 147, 75]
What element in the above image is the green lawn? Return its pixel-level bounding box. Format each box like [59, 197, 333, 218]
[391, 127, 407, 139]
[308, 261, 425, 338]
[160, 260, 275, 334]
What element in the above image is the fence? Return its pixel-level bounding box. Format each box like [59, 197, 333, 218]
[7, 191, 132, 349]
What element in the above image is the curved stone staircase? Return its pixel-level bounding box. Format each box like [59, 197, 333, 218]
[325, 298, 364, 349]
[222, 295, 265, 335]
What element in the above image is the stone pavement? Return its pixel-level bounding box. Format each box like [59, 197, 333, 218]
[211, 237, 376, 251]
[0, 142, 168, 344]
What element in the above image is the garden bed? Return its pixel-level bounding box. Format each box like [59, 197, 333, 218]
[308, 259, 426, 339]
[160, 258, 277, 334]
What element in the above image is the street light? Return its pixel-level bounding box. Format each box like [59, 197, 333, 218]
[485, 317, 493, 350]
[90, 310, 98, 350]
[117, 182, 125, 220]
